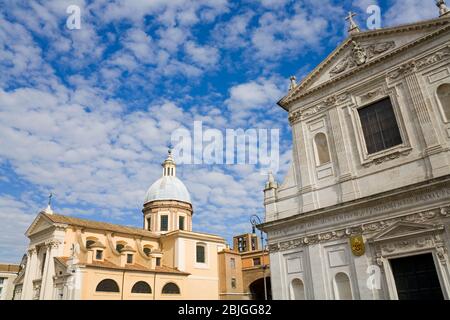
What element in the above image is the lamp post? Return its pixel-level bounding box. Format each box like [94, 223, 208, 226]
[250, 215, 268, 300]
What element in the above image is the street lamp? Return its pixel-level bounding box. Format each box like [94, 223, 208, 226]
[250, 214, 268, 300]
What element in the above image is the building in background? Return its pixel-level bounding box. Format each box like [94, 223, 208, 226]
[260, 4, 450, 300]
[0, 264, 19, 300]
[13, 151, 226, 300]
[219, 233, 271, 300]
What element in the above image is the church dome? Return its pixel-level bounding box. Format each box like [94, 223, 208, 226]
[144, 176, 191, 204]
[143, 150, 191, 205]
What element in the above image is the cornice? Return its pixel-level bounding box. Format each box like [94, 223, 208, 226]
[280, 20, 450, 110]
[259, 174, 450, 233]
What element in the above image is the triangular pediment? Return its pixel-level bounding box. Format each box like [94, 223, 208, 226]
[280, 17, 450, 109]
[25, 213, 55, 236]
[371, 221, 443, 242]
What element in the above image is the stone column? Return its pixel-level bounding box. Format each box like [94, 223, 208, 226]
[404, 71, 440, 151]
[290, 113, 315, 212]
[389, 62, 442, 153]
[21, 247, 38, 300]
[40, 240, 60, 300]
[329, 104, 359, 202]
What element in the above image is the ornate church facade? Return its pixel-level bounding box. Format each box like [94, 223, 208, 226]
[260, 4, 450, 300]
[13, 152, 226, 300]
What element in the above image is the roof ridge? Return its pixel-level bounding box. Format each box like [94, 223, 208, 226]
[43, 213, 160, 238]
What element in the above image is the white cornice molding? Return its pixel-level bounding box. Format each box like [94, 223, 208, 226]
[281, 18, 450, 110]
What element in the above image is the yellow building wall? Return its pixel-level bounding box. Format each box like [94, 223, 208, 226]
[80, 268, 187, 300]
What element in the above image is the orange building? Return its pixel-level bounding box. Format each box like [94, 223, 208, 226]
[218, 233, 271, 300]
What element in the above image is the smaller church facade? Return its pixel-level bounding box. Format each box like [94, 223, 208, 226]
[13, 152, 226, 300]
[260, 4, 450, 300]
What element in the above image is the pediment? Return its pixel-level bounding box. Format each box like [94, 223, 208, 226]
[370, 221, 444, 242]
[25, 213, 54, 236]
[280, 17, 450, 109]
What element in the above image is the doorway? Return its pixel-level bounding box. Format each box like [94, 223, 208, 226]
[249, 277, 272, 300]
[390, 253, 444, 300]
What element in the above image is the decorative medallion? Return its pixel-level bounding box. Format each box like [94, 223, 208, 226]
[351, 41, 367, 66]
[350, 235, 365, 256]
[330, 41, 395, 76]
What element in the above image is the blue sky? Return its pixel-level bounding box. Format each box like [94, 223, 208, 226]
[0, 0, 441, 263]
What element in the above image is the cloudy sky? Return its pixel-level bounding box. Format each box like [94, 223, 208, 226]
[0, 0, 440, 263]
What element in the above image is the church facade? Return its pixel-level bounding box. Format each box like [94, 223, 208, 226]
[13, 152, 226, 300]
[260, 5, 450, 300]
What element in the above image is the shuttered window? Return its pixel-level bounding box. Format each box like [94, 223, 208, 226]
[358, 98, 402, 154]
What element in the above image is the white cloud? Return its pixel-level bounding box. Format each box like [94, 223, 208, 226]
[185, 41, 220, 68]
[226, 77, 284, 121]
[250, 10, 329, 59]
[0, 195, 37, 263]
[0, 0, 297, 263]
[385, 0, 437, 26]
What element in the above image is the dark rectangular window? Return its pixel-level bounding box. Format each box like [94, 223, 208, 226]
[231, 278, 237, 289]
[358, 97, 402, 154]
[147, 217, 151, 231]
[95, 250, 103, 260]
[160, 215, 168, 231]
[41, 253, 47, 275]
[179, 216, 185, 230]
[156, 257, 161, 266]
[127, 254, 133, 264]
[253, 257, 261, 266]
[196, 245, 206, 263]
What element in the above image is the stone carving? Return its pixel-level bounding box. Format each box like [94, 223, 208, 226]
[388, 48, 450, 79]
[45, 239, 61, 249]
[269, 205, 450, 252]
[352, 41, 367, 66]
[416, 47, 450, 70]
[294, 93, 349, 120]
[362, 148, 412, 167]
[388, 61, 417, 79]
[441, 207, 450, 216]
[361, 88, 384, 103]
[330, 41, 395, 76]
[366, 41, 396, 58]
[302, 104, 327, 117]
[288, 110, 302, 125]
[27, 246, 37, 256]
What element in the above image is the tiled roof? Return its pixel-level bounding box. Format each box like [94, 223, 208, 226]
[0, 263, 20, 273]
[43, 213, 160, 238]
[54, 257, 189, 275]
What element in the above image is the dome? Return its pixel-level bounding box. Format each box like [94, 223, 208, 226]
[143, 150, 191, 205]
[144, 176, 191, 204]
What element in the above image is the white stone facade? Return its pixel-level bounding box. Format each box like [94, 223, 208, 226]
[261, 16, 450, 300]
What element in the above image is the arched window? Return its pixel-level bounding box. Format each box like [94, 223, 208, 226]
[437, 84, 450, 121]
[314, 133, 331, 165]
[95, 279, 120, 293]
[290, 278, 305, 300]
[162, 282, 180, 294]
[196, 243, 206, 263]
[131, 281, 152, 294]
[334, 272, 353, 300]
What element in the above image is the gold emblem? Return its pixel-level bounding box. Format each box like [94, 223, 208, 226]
[350, 235, 365, 256]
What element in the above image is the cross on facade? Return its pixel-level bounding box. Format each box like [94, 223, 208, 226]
[345, 11, 360, 34]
